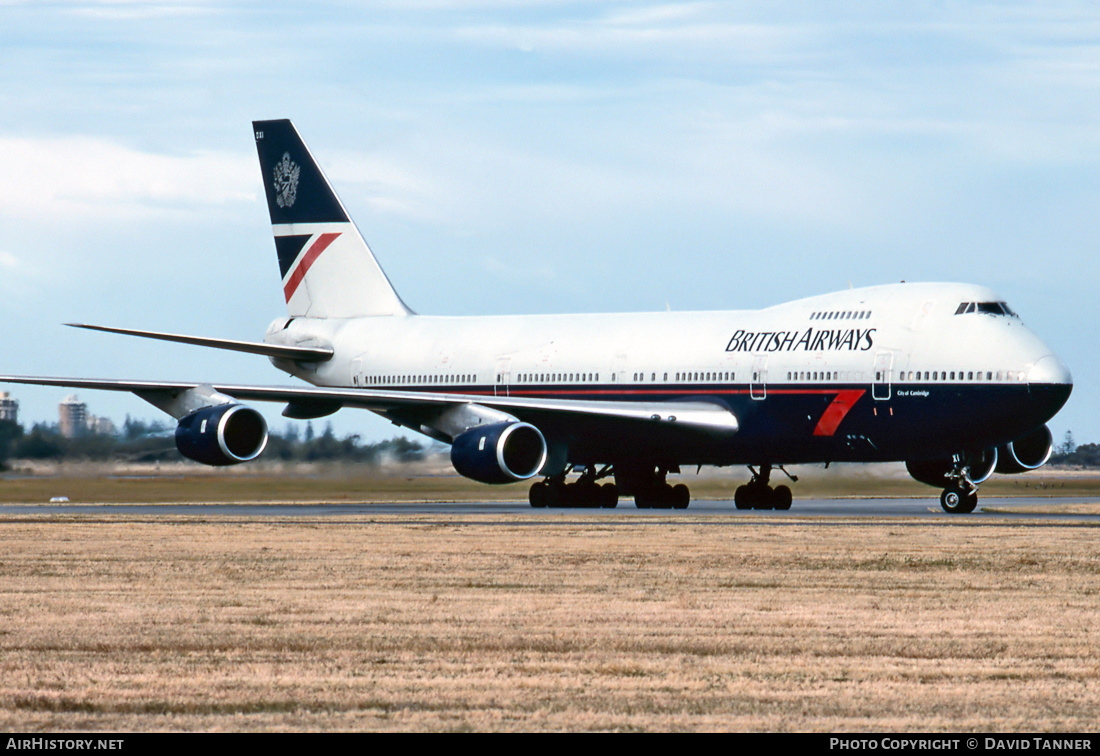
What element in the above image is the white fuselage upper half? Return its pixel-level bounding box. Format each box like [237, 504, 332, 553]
[256, 280, 1073, 469]
[267, 281, 1069, 396]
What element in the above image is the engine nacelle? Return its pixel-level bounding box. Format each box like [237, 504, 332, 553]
[450, 421, 548, 485]
[905, 447, 997, 489]
[996, 424, 1054, 474]
[175, 404, 269, 466]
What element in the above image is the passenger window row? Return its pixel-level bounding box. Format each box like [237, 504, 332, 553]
[896, 370, 1025, 382]
[514, 373, 598, 383]
[366, 374, 477, 386]
[810, 310, 872, 320]
[672, 371, 733, 382]
[786, 371, 863, 381]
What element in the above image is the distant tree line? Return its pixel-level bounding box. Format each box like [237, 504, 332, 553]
[1050, 444, 1100, 467]
[1047, 431, 1100, 467]
[0, 416, 428, 469]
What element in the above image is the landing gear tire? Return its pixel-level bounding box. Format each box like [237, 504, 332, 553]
[672, 484, 690, 510]
[773, 485, 792, 511]
[634, 484, 671, 509]
[940, 485, 977, 514]
[529, 481, 549, 508]
[573, 480, 600, 508]
[600, 483, 619, 508]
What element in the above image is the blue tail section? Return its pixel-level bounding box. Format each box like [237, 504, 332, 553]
[254, 120, 348, 226]
[252, 120, 413, 319]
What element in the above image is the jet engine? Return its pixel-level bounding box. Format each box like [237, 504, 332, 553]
[995, 424, 1054, 474]
[450, 421, 548, 485]
[905, 447, 997, 488]
[175, 403, 269, 466]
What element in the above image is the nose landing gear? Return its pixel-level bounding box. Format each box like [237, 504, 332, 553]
[940, 456, 980, 514]
[940, 485, 978, 514]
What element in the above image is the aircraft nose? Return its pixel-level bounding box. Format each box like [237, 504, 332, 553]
[1027, 354, 1072, 423]
[1029, 354, 1073, 387]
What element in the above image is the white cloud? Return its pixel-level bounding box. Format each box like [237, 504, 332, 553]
[0, 136, 256, 221]
[325, 150, 447, 224]
[456, 16, 802, 63]
[63, 0, 217, 21]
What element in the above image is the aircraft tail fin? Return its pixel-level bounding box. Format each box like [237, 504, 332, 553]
[252, 119, 413, 318]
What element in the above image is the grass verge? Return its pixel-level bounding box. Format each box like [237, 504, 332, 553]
[0, 514, 1098, 731]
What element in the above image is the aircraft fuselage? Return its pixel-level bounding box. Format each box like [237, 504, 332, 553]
[268, 280, 1071, 469]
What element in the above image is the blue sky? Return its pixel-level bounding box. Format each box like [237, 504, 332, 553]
[1, 1, 1098, 447]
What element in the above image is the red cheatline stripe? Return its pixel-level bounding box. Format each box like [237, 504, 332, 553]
[813, 389, 865, 436]
[358, 386, 872, 398]
[284, 232, 341, 302]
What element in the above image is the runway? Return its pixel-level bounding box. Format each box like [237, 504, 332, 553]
[2, 496, 1099, 520]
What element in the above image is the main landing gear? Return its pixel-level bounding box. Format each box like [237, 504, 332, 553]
[528, 464, 692, 509]
[529, 466, 619, 508]
[630, 469, 690, 510]
[734, 464, 794, 511]
[614, 464, 690, 509]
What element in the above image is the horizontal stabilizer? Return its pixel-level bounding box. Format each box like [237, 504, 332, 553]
[66, 323, 333, 362]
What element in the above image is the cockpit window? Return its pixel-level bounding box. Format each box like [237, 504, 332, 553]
[955, 301, 1018, 317]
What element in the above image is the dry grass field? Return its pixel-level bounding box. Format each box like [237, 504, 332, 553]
[1, 510, 1099, 731]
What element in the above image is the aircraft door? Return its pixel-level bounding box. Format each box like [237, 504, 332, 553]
[494, 357, 512, 397]
[750, 355, 768, 400]
[613, 354, 628, 388]
[873, 351, 893, 401]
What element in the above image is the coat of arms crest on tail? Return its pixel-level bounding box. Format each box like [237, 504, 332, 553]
[273, 152, 300, 209]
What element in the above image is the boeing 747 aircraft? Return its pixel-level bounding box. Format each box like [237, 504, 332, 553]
[1, 120, 1073, 513]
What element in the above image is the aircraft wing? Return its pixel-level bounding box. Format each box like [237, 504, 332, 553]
[0, 376, 739, 437]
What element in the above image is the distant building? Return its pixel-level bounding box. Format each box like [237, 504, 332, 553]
[0, 392, 17, 424]
[59, 394, 88, 438]
[88, 416, 116, 436]
[58, 395, 117, 437]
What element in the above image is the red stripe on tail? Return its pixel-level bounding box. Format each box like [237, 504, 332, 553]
[283, 232, 341, 302]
